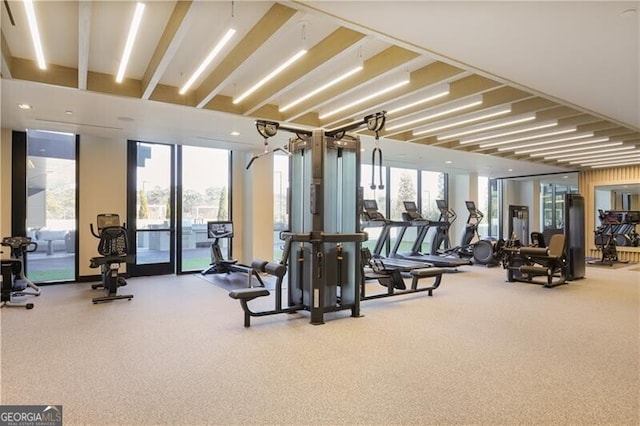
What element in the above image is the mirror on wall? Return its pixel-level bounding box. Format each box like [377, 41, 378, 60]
[594, 184, 640, 213]
[593, 183, 640, 248]
[493, 172, 578, 240]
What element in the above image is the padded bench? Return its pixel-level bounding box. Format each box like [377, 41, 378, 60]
[409, 267, 445, 295]
[229, 288, 271, 327]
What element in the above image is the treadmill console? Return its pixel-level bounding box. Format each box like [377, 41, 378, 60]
[362, 199, 386, 221]
[465, 201, 476, 212]
[402, 201, 423, 221]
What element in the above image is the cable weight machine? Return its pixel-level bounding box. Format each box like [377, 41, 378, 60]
[231, 112, 386, 326]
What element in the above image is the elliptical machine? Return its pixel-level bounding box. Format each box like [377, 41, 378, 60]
[448, 201, 483, 258]
[442, 201, 500, 266]
[1, 236, 40, 309]
[89, 214, 134, 304]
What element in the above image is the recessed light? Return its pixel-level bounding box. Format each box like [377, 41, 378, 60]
[444, 160, 452, 164]
[230, 131, 240, 136]
[563, 175, 568, 179]
[65, 110, 73, 115]
[508, 168, 513, 172]
[18, 103, 32, 110]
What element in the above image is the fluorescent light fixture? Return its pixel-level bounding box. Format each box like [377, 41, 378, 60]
[387, 85, 450, 115]
[479, 127, 577, 148]
[116, 2, 145, 83]
[279, 65, 363, 112]
[575, 155, 640, 166]
[234, 49, 307, 104]
[456, 117, 553, 144]
[387, 95, 482, 133]
[561, 150, 640, 163]
[23, 0, 46, 69]
[530, 141, 623, 157]
[541, 144, 632, 159]
[546, 146, 636, 161]
[319, 77, 410, 120]
[180, 29, 236, 94]
[591, 160, 640, 168]
[497, 133, 595, 152]
[413, 105, 513, 137]
[230, 131, 240, 136]
[511, 137, 609, 155]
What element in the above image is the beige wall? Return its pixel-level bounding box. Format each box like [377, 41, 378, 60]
[78, 136, 128, 276]
[237, 150, 274, 263]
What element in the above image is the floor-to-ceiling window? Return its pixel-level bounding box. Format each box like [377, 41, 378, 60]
[420, 171, 446, 220]
[488, 178, 501, 238]
[180, 146, 231, 273]
[389, 167, 418, 254]
[360, 164, 387, 252]
[420, 170, 446, 253]
[540, 179, 579, 232]
[359, 164, 447, 256]
[20, 130, 78, 283]
[273, 154, 289, 259]
[127, 141, 231, 276]
[128, 142, 175, 276]
[478, 176, 490, 237]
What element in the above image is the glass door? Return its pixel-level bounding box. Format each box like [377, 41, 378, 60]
[127, 141, 176, 276]
[179, 146, 231, 273]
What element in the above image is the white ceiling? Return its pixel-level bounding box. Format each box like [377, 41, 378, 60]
[1, 1, 638, 178]
[301, 1, 640, 130]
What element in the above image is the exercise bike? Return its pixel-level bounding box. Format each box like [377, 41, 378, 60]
[89, 214, 134, 304]
[1, 236, 40, 309]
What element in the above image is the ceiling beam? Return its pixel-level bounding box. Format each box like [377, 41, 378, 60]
[321, 60, 466, 129]
[420, 97, 558, 151]
[87, 70, 141, 98]
[241, 27, 367, 116]
[142, 0, 195, 100]
[467, 111, 597, 154]
[194, 3, 298, 109]
[78, 0, 91, 90]
[12, 57, 77, 88]
[1, 30, 12, 78]
[283, 45, 420, 122]
[381, 74, 504, 140]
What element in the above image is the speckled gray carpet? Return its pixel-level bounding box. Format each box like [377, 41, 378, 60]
[1, 264, 638, 425]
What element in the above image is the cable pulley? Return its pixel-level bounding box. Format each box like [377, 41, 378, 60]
[256, 121, 279, 139]
[366, 111, 386, 133]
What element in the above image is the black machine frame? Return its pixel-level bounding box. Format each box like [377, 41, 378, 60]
[501, 193, 585, 287]
[1, 236, 41, 309]
[229, 112, 446, 327]
[89, 213, 134, 304]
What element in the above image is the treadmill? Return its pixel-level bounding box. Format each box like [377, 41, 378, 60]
[361, 200, 434, 271]
[390, 201, 471, 268]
